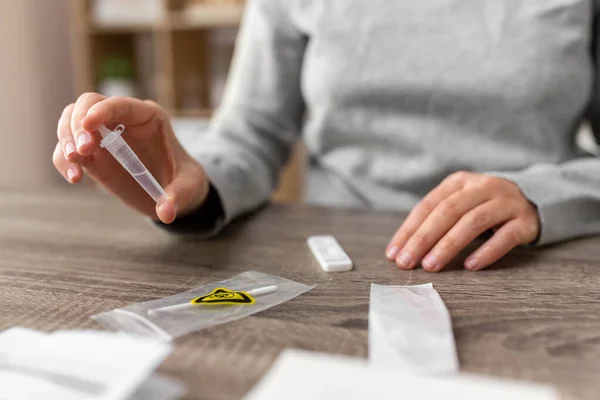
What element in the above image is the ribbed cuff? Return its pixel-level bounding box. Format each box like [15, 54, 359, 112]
[153, 183, 225, 237]
[489, 170, 567, 246]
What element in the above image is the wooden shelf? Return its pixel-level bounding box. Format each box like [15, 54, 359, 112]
[168, 15, 241, 30]
[86, 19, 158, 34]
[85, 3, 244, 34]
[169, 4, 244, 29]
[169, 108, 214, 118]
[71, 0, 303, 203]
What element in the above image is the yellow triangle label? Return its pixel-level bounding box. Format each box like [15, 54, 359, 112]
[190, 287, 256, 306]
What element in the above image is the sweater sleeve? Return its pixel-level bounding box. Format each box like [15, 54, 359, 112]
[488, 6, 600, 246]
[491, 158, 600, 245]
[182, 0, 306, 228]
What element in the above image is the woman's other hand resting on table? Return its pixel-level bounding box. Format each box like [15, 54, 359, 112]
[386, 171, 540, 272]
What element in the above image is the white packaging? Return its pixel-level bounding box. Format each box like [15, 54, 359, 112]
[369, 283, 459, 373]
[130, 374, 185, 400]
[0, 328, 173, 400]
[245, 349, 559, 400]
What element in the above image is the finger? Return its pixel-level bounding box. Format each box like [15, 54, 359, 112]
[156, 163, 209, 224]
[52, 143, 82, 184]
[385, 171, 470, 260]
[56, 104, 80, 162]
[83, 97, 160, 134]
[421, 200, 515, 272]
[464, 219, 529, 271]
[71, 92, 105, 156]
[155, 197, 177, 225]
[394, 188, 491, 270]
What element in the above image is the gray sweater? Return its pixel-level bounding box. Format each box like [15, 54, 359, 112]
[184, 0, 600, 245]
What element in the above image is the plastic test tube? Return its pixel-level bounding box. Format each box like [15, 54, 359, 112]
[149, 285, 279, 315]
[98, 124, 166, 203]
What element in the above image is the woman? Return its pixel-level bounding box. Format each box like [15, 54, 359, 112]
[53, 0, 600, 272]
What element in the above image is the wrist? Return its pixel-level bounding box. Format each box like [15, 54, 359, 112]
[155, 181, 225, 235]
[180, 160, 211, 217]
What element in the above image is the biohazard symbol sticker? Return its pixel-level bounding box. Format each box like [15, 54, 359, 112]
[190, 287, 256, 306]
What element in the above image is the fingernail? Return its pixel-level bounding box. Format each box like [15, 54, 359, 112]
[64, 141, 76, 157]
[173, 202, 179, 215]
[386, 245, 400, 259]
[396, 251, 413, 268]
[422, 254, 439, 271]
[66, 168, 76, 182]
[77, 132, 91, 149]
[465, 257, 480, 271]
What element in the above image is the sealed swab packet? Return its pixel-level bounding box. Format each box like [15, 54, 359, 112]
[369, 283, 459, 373]
[92, 271, 314, 341]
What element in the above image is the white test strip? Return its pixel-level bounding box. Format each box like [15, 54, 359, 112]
[307, 235, 353, 272]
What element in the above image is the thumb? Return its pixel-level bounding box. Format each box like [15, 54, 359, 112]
[155, 163, 209, 224]
[155, 196, 178, 224]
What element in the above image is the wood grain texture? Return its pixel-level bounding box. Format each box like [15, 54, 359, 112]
[0, 189, 599, 399]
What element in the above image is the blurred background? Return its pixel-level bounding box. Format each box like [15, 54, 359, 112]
[0, 0, 73, 188]
[0, 0, 304, 202]
[1, 0, 596, 205]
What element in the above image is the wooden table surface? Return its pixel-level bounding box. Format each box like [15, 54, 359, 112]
[1, 189, 599, 400]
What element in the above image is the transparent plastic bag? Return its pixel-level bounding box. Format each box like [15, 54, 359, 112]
[92, 271, 314, 341]
[369, 283, 459, 373]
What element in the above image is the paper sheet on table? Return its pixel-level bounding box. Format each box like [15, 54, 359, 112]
[244, 349, 559, 400]
[0, 328, 174, 400]
[369, 282, 459, 372]
[130, 374, 185, 400]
